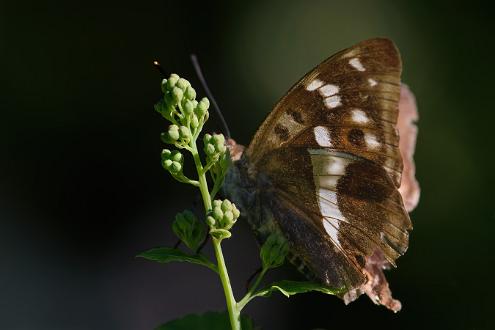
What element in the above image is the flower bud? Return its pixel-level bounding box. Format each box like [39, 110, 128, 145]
[161, 78, 168, 93]
[212, 207, 223, 221]
[190, 114, 199, 129]
[179, 126, 190, 139]
[161, 148, 184, 172]
[185, 86, 196, 100]
[166, 74, 180, 90]
[176, 78, 190, 90]
[208, 199, 240, 231]
[171, 150, 183, 162]
[205, 143, 216, 156]
[203, 133, 226, 160]
[172, 87, 183, 102]
[164, 125, 180, 142]
[201, 97, 210, 108]
[161, 148, 172, 159]
[261, 233, 289, 270]
[223, 210, 234, 223]
[162, 159, 173, 169]
[183, 100, 194, 115]
[206, 215, 216, 227]
[232, 207, 240, 219]
[196, 97, 210, 116]
[221, 199, 232, 212]
[167, 125, 180, 141]
[170, 161, 182, 174]
[213, 133, 223, 142]
[213, 134, 227, 153]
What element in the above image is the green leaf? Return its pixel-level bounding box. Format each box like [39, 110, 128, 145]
[260, 232, 288, 270]
[254, 280, 344, 299]
[172, 210, 207, 252]
[155, 311, 256, 330]
[137, 247, 217, 273]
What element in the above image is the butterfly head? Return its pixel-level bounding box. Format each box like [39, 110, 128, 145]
[226, 138, 245, 162]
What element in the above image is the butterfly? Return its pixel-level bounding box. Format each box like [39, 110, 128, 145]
[223, 38, 416, 312]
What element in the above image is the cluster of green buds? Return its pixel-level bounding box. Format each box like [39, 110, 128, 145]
[206, 199, 240, 240]
[260, 233, 289, 270]
[153, 72, 237, 243]
[172, 210, 207, 252]
[161, 148, 183, 174]
[155, 73, 210, 148]
[204, 133, 227, 162]
[203, 133, 230, 199]
[160, 148, 195, 185]
[161, 124, 192, 145]
[155, 73, 216, 187]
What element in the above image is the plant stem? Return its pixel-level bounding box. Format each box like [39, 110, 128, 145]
[238, 268, 267, 311]
[190, 138, 241, 330]
[213, 238, 241, 330]
[190, 138, 212, 212]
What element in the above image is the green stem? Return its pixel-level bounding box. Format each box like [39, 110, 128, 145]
[201, 160, 215, 175]
[213, 238, 241, 330]
[190, 138, 212, 212]
[190, 137, 241, 330]
[237, 268, 267, 311]
[210, 169, 225, 201]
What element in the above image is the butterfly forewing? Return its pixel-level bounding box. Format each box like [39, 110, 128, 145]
[243, 38, 412, 293]
[247, 38, 403, 186]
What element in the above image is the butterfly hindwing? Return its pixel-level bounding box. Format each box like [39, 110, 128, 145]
[256, 145, 411, 290]
[243, 38, 412, 292]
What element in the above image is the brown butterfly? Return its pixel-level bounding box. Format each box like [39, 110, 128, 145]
[224, 38, 416, 312]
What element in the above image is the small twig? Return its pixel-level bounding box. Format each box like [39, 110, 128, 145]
[245, 266, 263, 292]
[210, 168, 226, 200]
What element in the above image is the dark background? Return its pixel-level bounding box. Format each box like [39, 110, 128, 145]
[1, 0, 494, 329]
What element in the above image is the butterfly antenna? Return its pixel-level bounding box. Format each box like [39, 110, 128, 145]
[190, 54, 231, 139]
[153, 60, 167, 77]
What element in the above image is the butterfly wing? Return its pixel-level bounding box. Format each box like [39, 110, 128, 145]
[247, 37, 403, 186]
[245, 38, 412, 296]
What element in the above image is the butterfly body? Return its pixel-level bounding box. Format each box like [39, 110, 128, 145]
[224, 38, 415, 312]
